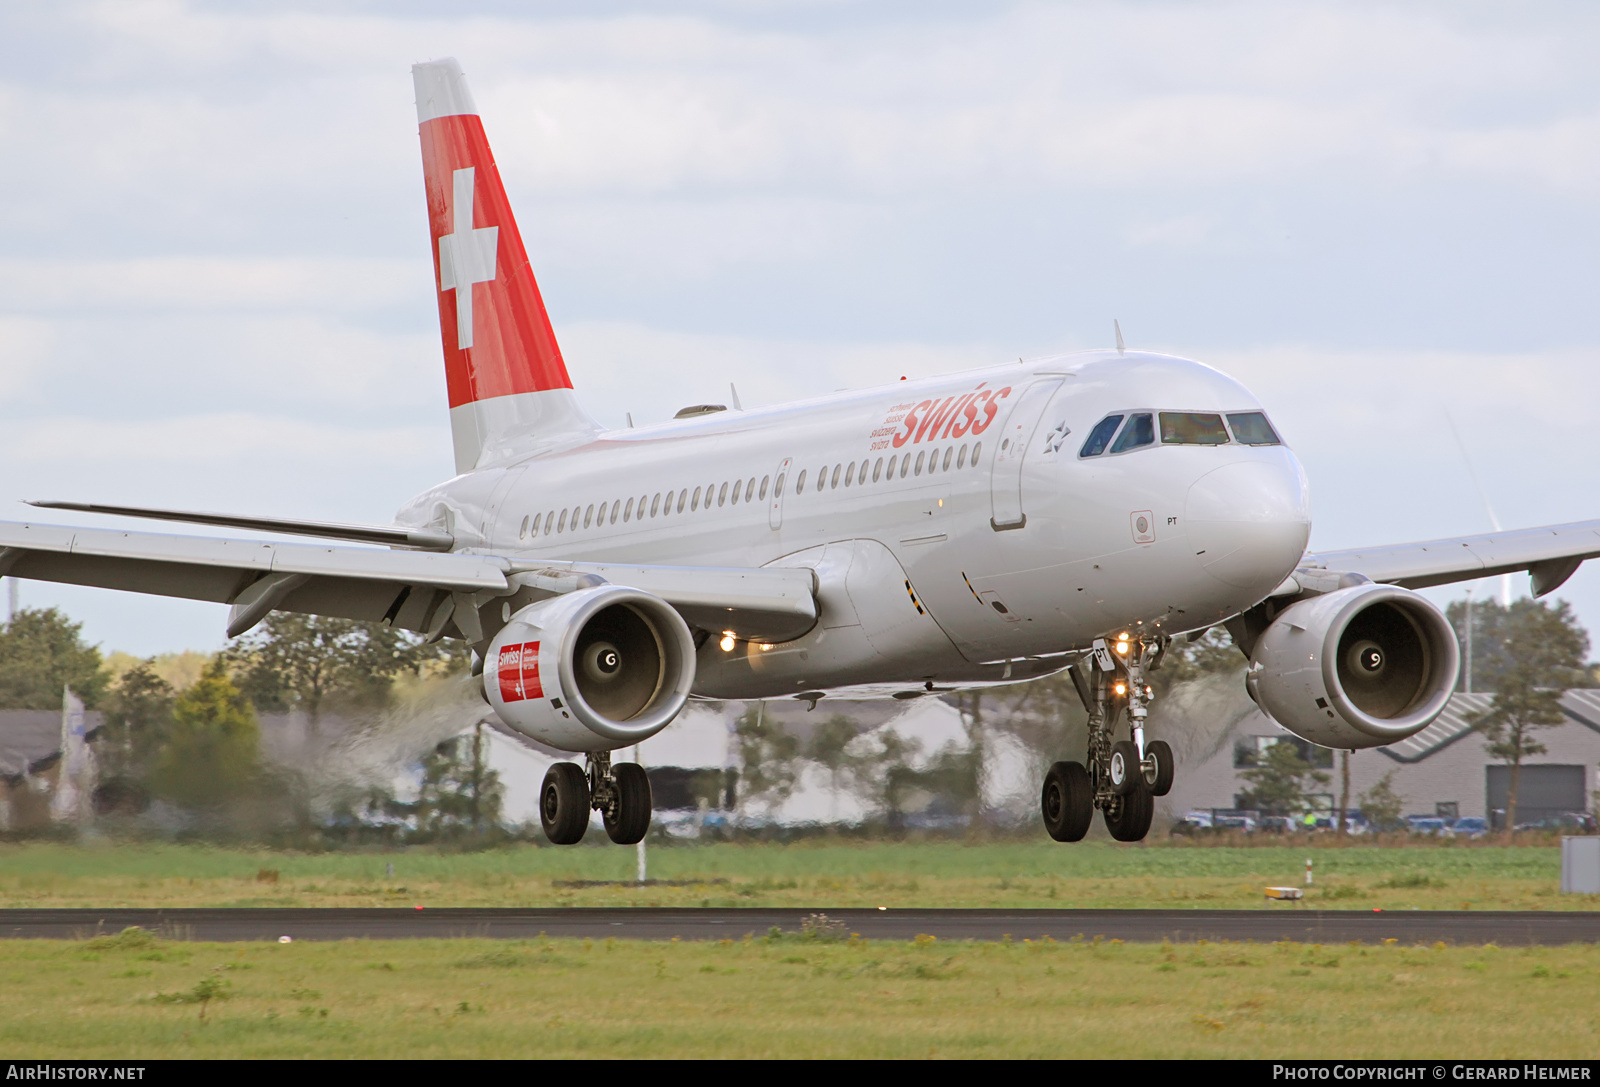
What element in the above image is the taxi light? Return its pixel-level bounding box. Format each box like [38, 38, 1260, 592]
[1114, 682, 1127, 695]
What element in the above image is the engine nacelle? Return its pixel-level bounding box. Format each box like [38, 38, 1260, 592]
[484, 586, 696, 752]
[1245, 583, 1459, 750]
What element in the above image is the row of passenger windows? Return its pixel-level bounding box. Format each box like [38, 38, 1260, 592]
[517, 439, 985, 539]
[1079, 410, 1280, 458]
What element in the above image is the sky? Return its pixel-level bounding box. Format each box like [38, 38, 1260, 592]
[2, 0, 1600, 658]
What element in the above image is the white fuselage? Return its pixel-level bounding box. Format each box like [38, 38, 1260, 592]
[398, 350, 1312, 700]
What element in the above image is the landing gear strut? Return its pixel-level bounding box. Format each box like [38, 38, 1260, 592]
[540, 753, 654, 846]
[1041, 633, 1174, 842]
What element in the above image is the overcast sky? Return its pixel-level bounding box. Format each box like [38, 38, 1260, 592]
[3, 0, 1600, 658]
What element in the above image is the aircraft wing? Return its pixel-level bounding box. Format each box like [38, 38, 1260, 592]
[1302, 519, 1600, 597]
[0, 520, 817, 643]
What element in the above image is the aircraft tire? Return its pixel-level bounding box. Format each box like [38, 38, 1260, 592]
[541, 762, 591, 845]
[1041, 761, 1093, 842]
[1104, 781, 1154, 842]
[1144, 740, 1175, 797]
[604, 762, 653, 845]
[1108, 740, 1141, 795]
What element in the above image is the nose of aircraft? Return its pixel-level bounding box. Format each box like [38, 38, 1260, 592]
[1185, 454, 1311, 596]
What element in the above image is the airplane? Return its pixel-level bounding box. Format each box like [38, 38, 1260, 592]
[7, 58, 1600, 846]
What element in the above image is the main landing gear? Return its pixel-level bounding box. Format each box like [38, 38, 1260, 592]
[1041, 634, 1174, 843]
[540, 752, 653, 846]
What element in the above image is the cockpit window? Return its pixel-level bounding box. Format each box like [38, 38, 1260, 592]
[1226, 411, 1282, 446]
[1079, 414, 1124, 457]
[1109, 412, 1154, 453]
[1160, 412, 1230, 445]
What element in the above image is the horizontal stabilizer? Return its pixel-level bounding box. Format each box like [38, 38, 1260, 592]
[27, 501, 455, 551]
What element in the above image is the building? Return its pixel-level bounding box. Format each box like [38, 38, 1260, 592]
[1163, 690, 1600, 827]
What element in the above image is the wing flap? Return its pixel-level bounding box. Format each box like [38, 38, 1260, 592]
[1305, 519, 1600, 594]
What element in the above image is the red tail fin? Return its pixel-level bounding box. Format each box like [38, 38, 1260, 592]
[414, 59, 595, 472]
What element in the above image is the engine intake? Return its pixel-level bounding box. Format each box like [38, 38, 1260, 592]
[484, 586, 696, 752]
[1245, 583, 1459, 750]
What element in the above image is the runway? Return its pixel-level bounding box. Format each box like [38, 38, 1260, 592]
[1, 907, 1597, 945]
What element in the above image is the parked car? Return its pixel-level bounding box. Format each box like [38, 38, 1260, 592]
[1405, 815, 1450, 835]
[1213, 814, 1258, 832]
[1514, 812, 1598, 832]
[1178, 811, 1214, 830]
[1451, 816, 1488, 838]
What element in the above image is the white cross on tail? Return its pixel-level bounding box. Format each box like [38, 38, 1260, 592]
[437, 167, 499, 350]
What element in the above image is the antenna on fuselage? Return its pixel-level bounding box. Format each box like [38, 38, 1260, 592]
[1114, 320, 1126, 356]
[626, 412, 635, 428]
[730, 383, 744, 411]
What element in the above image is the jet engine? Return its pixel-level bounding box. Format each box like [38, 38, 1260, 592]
[484, 585, 696, 752]
[1244, 583, 1459, 750]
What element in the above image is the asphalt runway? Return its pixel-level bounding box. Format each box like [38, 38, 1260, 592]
[1, 907, 1597, 945]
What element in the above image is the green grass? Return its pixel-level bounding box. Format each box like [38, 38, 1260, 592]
[2, 927, 1598, 1057]
[0, 839, 1583, 911]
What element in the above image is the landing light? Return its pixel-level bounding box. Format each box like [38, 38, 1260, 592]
[1114, 682, 1127, 696]
[720, 633, 736, 652]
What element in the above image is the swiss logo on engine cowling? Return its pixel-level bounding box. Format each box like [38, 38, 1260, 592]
[498, 641, 543, 703]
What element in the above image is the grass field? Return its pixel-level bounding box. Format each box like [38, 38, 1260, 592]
[2, 926, 1597, 1058]
[0, 839, 1587, 911]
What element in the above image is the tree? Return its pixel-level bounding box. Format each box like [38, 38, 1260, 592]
[1236, 739, 1330, 816]
[94, 661, 177, 813]
[858, 728, 924, 829]
[225, 613, 464, 721]
[1358, 771, 1405, 831]
[413, 723, 503, 839]
[733, 703, 800, 819]
[0, 607, 108, 709]
[148, 660, 261, 809]
[807, 714, 862, 822]
[1467, 598, 1589, 829]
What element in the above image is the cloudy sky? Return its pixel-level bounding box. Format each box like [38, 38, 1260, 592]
[3, 0, 1600, 658]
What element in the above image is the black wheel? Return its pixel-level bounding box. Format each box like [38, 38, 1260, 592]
[541, 762, 590, 845]
[1104, 780, 1153, 841]
[1143, 739, 1175, 797]
[604, 762, 653, 845]
[1041, 761, 1093, 842]
[1108, 740, 1140, 795]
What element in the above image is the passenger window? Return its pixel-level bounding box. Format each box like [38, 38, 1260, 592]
[901, 455, 911, 478]
[546, 510, 556, 534]
[651, 493, 660, 517]
[584, 505, 594, 529]
[845, 462, 856, 486]
[1079, 414, 1124, 457]
[717, 482, 727, 507]
[827, 464, 837, 489]
[914, 450, 925, 476]
[773, 472, 785, 497]
[795, 470, 807, 494]
[1160, 412, 1229, 445]
[858, 459, 869, 483]
[610, 501, 620, 525]
[529, 514, 540, 538]
[677, 489, 687, 513]
[885, 455, 896, 479]
[518, 515, 529, 540]
[730, 481, 740, 505]
[1110, 413, 1154, 454]
[691, 486, 702, 511]
[957, 445, 967, 469]
[623, 497, 634, 522]
[941, 447, 952, 471]
[1227, 411, 1282, 445]
[816, 466, 826, 492]
[972, 441, 982, 466]
[926, 448, 938, 473]
[558, 509, 568, 533]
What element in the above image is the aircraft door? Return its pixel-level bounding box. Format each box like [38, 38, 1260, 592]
[988, 379, 1063, 531]
[768, 457, 792, 529]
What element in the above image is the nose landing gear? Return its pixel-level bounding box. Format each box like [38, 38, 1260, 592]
[1040, 634, 1173, 842]
[540, 751, 654, 845]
